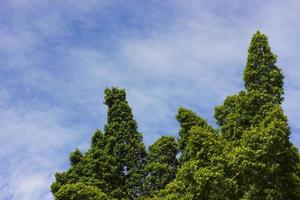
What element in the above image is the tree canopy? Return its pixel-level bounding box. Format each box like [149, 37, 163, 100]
[51, 31, 300, 200]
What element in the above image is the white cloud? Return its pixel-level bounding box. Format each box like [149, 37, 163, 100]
[117, 0, 300, 147]
[0, 104, 77, 200]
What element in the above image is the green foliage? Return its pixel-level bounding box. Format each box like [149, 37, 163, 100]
[103, 87, 147, 199]
[151, 31, 299, 200]
[243, 31, 284, 103]
[212, 32, 299, 199]
[51, 32, 300, 200]
[143, 136, 178, 197]
[155, 126, 234, 200]
[214, 90, 276, 141]
[52, 88, 146, 199]
[54, 182, 108, 200]
[69, 148, 83, 166]
[176, 108, 214, 163]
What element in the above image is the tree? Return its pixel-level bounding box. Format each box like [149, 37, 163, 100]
[51, 88, 146, 200]
[154, 126, 234, 200]
[143, 136, 178, 197]
[103, 88, 147, 199]
[151, 31, 299, 200]
[215, 31, 284, 141]
[214, 31, 300, 199]
[243, 31, 284, 104]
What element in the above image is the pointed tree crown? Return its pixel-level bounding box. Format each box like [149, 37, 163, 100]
[103, 87, 146, 199]
[243, 31, 284, 103]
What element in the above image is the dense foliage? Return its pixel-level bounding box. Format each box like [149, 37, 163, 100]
[51, 32, 300, 200]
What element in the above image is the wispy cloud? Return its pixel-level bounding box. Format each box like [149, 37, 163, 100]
[0, 103, 77, 200]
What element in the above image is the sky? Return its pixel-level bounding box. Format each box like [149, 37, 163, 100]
[1, 0, 300, 199]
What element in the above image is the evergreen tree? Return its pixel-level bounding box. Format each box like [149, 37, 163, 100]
[214, 31, 300, 199]
[215, 31, 284, 141]
[51, 88, 146, 200]
[243, 31, 284, 104]
[143, 136, 178, 197]
[103, 88, 147, 199]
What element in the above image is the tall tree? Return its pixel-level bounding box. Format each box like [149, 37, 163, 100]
[153, 31, 299, 200]
[143, 136, 178, 197]
[243, 31, 284, 104]
[103, 88, 147, 199]
[51, 88, 146, 200]
[215, 31, 284, 141]
[214, 31, 300, 199]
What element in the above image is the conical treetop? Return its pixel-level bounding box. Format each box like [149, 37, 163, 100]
[243, 31, 284, 103]
[103, 87, 146, 199]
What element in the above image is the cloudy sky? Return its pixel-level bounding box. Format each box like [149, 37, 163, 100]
[1, 0, 300, 199]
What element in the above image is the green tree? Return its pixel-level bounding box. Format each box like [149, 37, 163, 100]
[155, 126, 233, 200]
[51, 88, 147, 200]
[103, 88, 147, 199]
[153, 31, 299, 200]
[214, 31, 300, 199]
[215, 31, 284, 141]
[243, 31, 284, 104]
[143, 136, 178, 197]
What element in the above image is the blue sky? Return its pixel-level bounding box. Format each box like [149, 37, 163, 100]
[1, 0, 300, 199]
